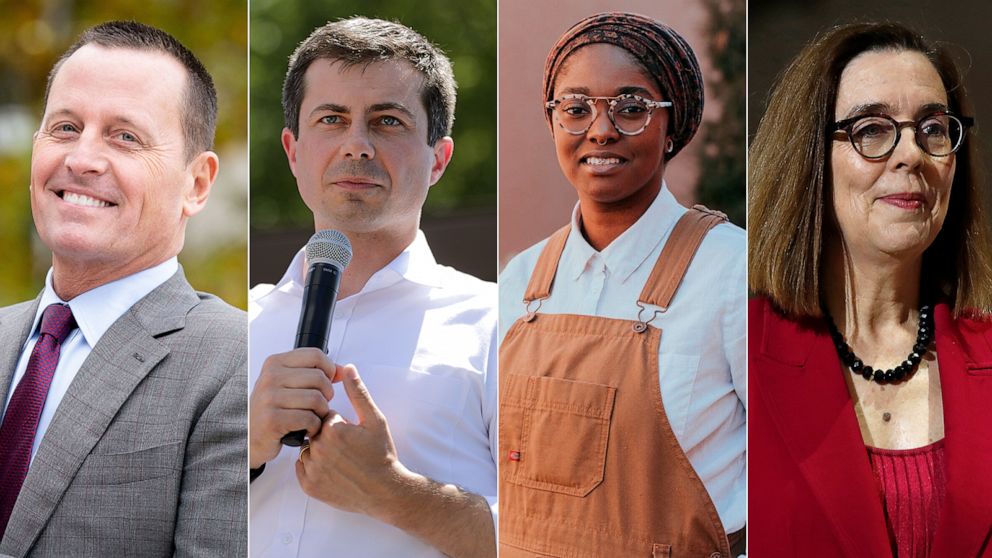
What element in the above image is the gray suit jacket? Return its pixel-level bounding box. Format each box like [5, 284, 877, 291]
[0, 269, 247, 557]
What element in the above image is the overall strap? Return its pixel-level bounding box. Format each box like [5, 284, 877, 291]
[523, 225, 571, 302]
[638, 206, 727, 309]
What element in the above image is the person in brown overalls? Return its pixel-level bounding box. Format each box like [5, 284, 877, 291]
[498, 13, 746, 558]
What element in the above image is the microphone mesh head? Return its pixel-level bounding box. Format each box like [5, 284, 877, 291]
[306, 230, 352, 270]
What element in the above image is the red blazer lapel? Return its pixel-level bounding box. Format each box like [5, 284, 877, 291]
[930, 303, 992, 557]
[754, 299, 892, 558]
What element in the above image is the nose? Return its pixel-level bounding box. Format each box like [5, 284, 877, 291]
[889, 125, 924, 170]
[341, 122, 375, 160]
[64, 130, 110, 176]
[586, 102, 619, 145]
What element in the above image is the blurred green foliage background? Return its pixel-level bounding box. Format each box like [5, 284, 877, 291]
[0, 0, 247, 308]
[249, 0, 497, 232]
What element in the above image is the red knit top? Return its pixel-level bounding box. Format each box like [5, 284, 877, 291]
[866, 439, 947, 558]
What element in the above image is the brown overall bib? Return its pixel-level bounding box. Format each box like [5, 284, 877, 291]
[499, 208, 741, 558]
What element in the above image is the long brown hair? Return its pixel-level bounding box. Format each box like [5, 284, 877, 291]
[749, 22, 992, 317]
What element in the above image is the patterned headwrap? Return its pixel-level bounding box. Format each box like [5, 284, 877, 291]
[543, 12, 704, 159]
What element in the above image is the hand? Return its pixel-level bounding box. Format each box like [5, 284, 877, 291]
[297, 365, 496, 558]
[296, 364, 410, 519]
[249, 348, 339, 469]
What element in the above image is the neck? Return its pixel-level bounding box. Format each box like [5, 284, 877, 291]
[823, 237, 923, 339]
[577, 182, 660, 251]
[322, 225, 418, 299]
[51, 255, 172, 301]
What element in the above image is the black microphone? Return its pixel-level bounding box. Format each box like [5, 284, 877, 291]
[281, 230, 353, 447]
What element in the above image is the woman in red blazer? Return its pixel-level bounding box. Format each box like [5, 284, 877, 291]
[749, 22, 992, 557]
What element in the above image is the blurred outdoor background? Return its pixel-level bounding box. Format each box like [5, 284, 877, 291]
[498, 0, 746, 268]
[250, 0, 497, 284]
[0, 0, 247, 308]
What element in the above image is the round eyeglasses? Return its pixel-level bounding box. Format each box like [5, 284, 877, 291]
[545, 94, 672, 136]
[832, 112, 974, 159]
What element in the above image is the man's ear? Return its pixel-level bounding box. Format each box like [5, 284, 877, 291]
[282, 127, 300, 178]
[182, 150, 219, 217]
[429, 136, 454, 186]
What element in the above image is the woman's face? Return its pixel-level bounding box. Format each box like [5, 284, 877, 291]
[550, 43, 671, 208]
[830, 49, 955, 261]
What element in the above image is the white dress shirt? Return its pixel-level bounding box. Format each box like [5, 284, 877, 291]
[2, 258, 179, 461]
[249, 231, 498, 558]
[499, 184, 747, 533]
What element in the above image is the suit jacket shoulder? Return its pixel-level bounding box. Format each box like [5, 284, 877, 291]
[0, 269, 247, 558]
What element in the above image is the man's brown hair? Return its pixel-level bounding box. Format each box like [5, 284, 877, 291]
[281, 17, 457, 146]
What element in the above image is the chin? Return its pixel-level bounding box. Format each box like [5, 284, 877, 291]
[872, 234, 933, 258]
[38, 225, 92, 253]
[573, 180, 628, 203]
[323, 211, 386, 235]
[47, 234, 108, 257]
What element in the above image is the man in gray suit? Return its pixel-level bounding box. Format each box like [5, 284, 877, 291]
[0, 21, 247, 557]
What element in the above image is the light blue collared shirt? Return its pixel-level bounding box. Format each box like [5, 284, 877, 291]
[1, 257, 179, 461]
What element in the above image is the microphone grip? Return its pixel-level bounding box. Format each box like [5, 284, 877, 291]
[281, 431, 307, 447]
[281, 263, 342, 447]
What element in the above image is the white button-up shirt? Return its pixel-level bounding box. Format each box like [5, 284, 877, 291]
[2, 258, 179, 461]
[249, 231, 498, 557]
[499, 185, 747, 533]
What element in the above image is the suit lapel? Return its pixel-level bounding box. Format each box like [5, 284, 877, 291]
[1, 271, 199, 555]
[755, 305, 892, 558]
[930, 303, 992, 556]
[0, 297, 42, 405]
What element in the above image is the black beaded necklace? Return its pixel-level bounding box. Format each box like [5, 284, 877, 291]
[826, 305, 933, 384]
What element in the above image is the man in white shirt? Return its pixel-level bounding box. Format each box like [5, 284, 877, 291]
[248, 17, 497, 558]
[0, 21, 246, 557]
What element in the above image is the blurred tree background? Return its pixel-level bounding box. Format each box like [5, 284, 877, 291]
[250, 0, 497, 283]
[0, 0, 247, 308]
[697, 0, 746, 227]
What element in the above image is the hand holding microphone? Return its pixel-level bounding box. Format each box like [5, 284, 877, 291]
[282, 230, 352, 446]
[248, 231, 352, 468]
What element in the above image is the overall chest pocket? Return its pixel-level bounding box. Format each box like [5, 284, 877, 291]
[500, 374, 616, 497]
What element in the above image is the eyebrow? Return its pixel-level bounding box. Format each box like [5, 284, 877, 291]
[842, 102, 892, 119]
[916, 102, 950, 117]
[43, 108, 151, 134]
[842, 101, 951, 120]
[368, 102, 416, 120]
[309, 103, 349, 117]
[557, 85, 656, 97]
[617, 85, 654, 97]
[309, 102, 416, 121]
[43, 108, 79, 123]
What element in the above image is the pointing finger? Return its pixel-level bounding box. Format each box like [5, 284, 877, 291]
[340, 365, 384, 427]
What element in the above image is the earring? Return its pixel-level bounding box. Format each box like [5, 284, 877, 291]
[665, 139, 674, 153]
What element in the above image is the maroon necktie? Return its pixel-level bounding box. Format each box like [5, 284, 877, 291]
[0, 303, 76, 536]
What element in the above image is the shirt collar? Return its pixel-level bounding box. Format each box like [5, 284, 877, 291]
[565, 181, 685, 284]
[33, 257, 179, 348]
[276, 230, 443, 298]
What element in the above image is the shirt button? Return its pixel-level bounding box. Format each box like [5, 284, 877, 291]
[281, 533, 294, 545]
